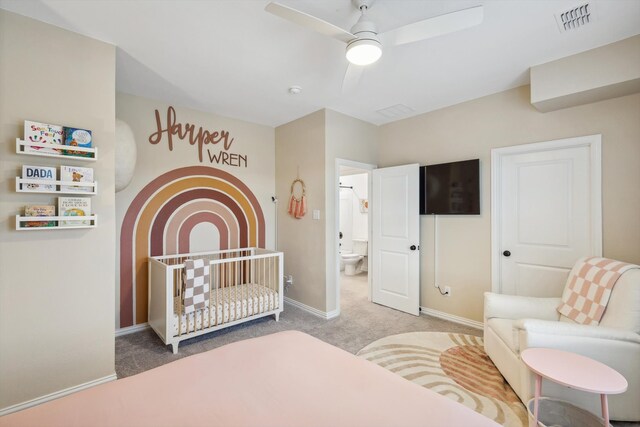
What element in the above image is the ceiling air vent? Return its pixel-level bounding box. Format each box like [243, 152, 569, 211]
[555, 3, 593, 32]
[376, 104, 414, 119]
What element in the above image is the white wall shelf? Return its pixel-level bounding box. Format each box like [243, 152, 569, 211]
[15, 215, 98, 231]
[16, 138, 97, 161]
[15, 177, 98, 195]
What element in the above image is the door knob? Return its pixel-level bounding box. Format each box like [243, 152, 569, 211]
[503, 250, 511, 257]
[410, 245, 417, 251]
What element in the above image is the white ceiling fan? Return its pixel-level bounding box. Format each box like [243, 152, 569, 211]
[265, 0, 484, 91]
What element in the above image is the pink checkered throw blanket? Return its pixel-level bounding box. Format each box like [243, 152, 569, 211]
[182, 258, 210, 314]
[557, 257, 638, 325]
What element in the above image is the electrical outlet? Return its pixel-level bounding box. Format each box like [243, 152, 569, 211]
[284, 275, 294, 293]
[444, 286, 451, 297]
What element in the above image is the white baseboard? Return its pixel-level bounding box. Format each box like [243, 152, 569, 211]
[0, 373, 117, 417]
[284, 297, 337, 320]
[115, 323, 150, 337]
[325, 309, 340, 319]
[420, 306, 484, 330]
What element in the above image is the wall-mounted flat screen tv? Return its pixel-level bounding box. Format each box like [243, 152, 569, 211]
[420, 159, 480, 215]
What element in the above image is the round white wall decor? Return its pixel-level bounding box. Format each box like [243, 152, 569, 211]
[115, 119, 137, 192]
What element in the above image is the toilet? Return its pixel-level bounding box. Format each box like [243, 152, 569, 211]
[341, 239, 368, 276]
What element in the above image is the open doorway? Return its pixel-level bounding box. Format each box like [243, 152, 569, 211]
[335, 159, 374, 314]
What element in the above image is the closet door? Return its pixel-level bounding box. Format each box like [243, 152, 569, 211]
[492, 135, 602, 297]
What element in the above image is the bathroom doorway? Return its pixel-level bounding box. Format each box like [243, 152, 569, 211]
[336, 159, 374, 314]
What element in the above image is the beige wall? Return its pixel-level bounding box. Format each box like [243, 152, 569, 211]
[115, 93, 275, 329]
[275, 109, 378, 314]
[0, 10, 116, 410]
[378, 86, 640, 322]
[275, 110, 327, 311]
[324, 109, 378, 313]
[531, 35, 640, 112]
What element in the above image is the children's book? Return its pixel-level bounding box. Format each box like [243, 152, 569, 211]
[24, 205, 56, 227]
[60, 165, 94, 193]
[24, 120, 64, 154]
[58, 197, 92, 227]
[21, 165, 56, 192]
[63, 127, 92, 157]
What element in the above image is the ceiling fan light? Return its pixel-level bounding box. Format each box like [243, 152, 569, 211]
[346, 38, 382, 66]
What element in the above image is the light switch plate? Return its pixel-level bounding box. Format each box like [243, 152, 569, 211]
[312, 209, 320, 220]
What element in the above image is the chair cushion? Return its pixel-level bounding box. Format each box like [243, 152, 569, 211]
[600, 268, 640, 333]
[486, 318, 519, 353]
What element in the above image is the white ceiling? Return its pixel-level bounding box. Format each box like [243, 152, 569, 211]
[1, 0, 639, 127]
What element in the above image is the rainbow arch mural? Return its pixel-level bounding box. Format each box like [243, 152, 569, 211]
[120, 166, 265, 328]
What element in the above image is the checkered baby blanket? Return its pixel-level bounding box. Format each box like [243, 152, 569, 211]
[182, 258, 210, 314]
[557, 257, 638, 325]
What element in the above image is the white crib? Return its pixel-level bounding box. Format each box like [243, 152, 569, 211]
[148, 248, 283, 353]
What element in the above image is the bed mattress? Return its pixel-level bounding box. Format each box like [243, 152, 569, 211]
[0, 331, 499, 427]
[173, 283, 278, 335]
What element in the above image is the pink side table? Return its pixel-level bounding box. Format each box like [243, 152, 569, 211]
[521, 348, 628, 427]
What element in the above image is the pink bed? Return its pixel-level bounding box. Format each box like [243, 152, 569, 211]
[0, 331, 499, 427]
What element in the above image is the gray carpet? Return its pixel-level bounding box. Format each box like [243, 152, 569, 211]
[116, 273, 480, 378]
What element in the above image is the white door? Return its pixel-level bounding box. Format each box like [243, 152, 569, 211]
[372, 164, 420, 315]
[339, 190, 353, 252]
[492, 135, 602, 297]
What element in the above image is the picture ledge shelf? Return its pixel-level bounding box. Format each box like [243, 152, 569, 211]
[15, 138, 97, 161]
[15, 215, 98, 231]
[15, 177, 98, 195]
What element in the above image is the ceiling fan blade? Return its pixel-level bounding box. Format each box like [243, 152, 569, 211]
[380, 5, 483, 47]
[265, 2, 356, 44]
[342, 64, 364, 93]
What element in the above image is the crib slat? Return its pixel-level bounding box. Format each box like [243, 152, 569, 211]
[239, 252, 243, 319]
[214, 257, 219, 327]
[235, 258, 238, 321]
[177, 267, 183, 336]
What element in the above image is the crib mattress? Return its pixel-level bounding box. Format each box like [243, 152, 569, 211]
[173, 283, 279, 335]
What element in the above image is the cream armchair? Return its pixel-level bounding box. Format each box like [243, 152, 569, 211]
[484, 268, 640, 421]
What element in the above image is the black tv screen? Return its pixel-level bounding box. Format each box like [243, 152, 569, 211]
[420, 159, 480, 215]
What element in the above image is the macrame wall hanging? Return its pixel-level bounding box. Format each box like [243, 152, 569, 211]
[288, 171, 307, 219]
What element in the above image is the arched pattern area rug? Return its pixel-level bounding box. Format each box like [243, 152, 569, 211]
[357, 332, 528, 427]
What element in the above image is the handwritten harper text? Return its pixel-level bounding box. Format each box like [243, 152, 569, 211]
[148, 106, 245, 166]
